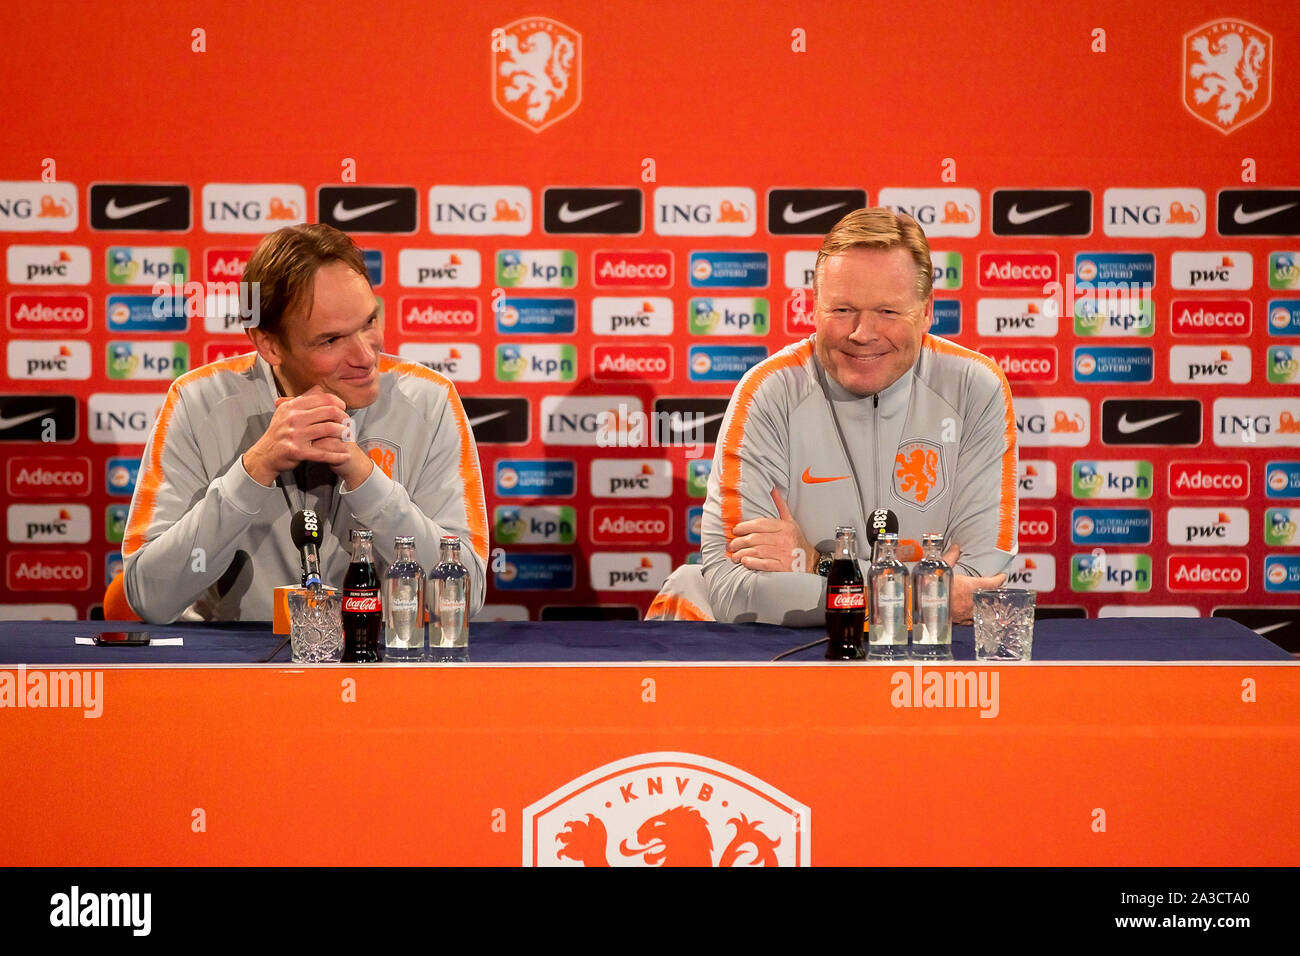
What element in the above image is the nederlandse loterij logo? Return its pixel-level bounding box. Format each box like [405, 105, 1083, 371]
[524, 752, 810, 866]
[1183, 19, 1272, 135]
[493, 17, 581, 132]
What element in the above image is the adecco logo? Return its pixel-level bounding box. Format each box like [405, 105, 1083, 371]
[523, 752, 810, 867]
[5, 550, 91, 591]
[1167, 554, 1248, 592]
[6, 293, 91, 333]
[590, 505, 672, 545]
[6, 456, 91, 498]
[1169, 460, 1249, 499]
[398, 296, 481, 335]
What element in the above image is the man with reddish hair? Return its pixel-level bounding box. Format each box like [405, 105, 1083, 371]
[699, 208, 1017, 625]
[122, 224, 487, 623]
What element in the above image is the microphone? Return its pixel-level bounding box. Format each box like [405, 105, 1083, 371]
[291, 509, 324, 590]
[866, 508, 899, 548]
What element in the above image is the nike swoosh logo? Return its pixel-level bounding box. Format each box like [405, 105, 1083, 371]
[468, 409, 511, 428]
[1252, 621, 1291, 637]
[1006, 202, 1072, 225]
[667, 412, 726, 434]
[332, 199, 398, 222]
[801, 467, 849, 485]
[1116, 411, 1181, 434]
[558, 201, 621, 223]
[0, 407, 55, 431]
[1233, 202, 1298, 225]
[782, 202, 846, 225]
[104, 197, 171, 220]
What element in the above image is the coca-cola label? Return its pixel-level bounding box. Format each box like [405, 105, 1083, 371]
[827, 587, 866, 610]
[343, 591, 381, 613]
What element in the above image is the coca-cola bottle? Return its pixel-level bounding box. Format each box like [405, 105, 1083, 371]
[342, 529, 382, 662]
[825, 525, 866, 660]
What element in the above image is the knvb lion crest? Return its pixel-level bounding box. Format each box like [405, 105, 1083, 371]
[493, 17, 581, 133]
[893, 439, 945, 509]
[359, 438, 398, 480]
[523, 752, 810, 866]
[1183, 19, 1273, 134]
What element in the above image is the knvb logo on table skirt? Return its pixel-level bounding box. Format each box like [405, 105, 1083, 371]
[524, 752, 810, 866]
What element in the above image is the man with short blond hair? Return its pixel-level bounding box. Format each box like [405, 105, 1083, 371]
[700, 208, 1017, 625]
[123, 224, 488, 623]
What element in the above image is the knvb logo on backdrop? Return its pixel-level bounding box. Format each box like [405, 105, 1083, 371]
[493, 17, 581, 132]
[1183, 19, 1272, 134]
[89, 184, 190, 231]
[0, 182, 77, 232]
[524, 752, 809, 867]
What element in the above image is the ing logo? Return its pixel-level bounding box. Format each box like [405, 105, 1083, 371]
[1183, 19, 1273, 134]
[493, 17, 582, 132]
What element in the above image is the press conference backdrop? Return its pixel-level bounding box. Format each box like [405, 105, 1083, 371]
[0, 2, 1296, 643]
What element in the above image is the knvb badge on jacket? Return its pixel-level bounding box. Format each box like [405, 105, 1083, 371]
[492, 17, 581, 132]
[1183, 19, 1272, 135]
[523, 752, 810, 866]
[893, 439, 946, 509]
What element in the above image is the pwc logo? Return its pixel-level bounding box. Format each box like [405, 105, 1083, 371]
[396, 343, 482, 382]
[877, 188, 980, 237]
[1103, 189, 1206, 238]
[6, 341, 91, 381]
[976, 299, 1059, 337]
[1168, 345, 1251, 384]
[1170, 252, 1252, 290]
[492, 17, 581, 132]
[589, 552, 671, 592]
[653, 187, 757, 237]
[1183, 19, 1272, 135]
[0, 182, 78, 232]
[6, 246, 91, 285]
[398, 295, 480, 335]
[1017, 460, 1057, 499]
[6, 504, 91, 544]
[1003, 554, 1056, 592]
[591, 459, 672, 499]
[591, 297, 673, 336]
[202, 184, 306, 233]
[398, 250, 482, 288]
[1166, 507, 1249, 546]
[523, 752, 810, 867]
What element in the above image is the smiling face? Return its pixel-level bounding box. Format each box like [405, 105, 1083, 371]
[813, 246, 933, 397]
[251, 260, 384, 408]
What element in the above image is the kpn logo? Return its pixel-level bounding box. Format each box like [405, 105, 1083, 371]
[497, 250, 577, 288]
[1265, 508, 1298, 547]
[106, 247, 188, 286]
[496, 344, 576, 382]
[1072, 460, 1153, 499]
[1071, 552, 1152, 592]
[1268, 346, 1299, 384]
[106, 342, 189, 380]
[1074, 294, 1154, 336]
[1270, 253, 1300, 290]
[688, 297, 769, 335]
[493, 505, 576, 545]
